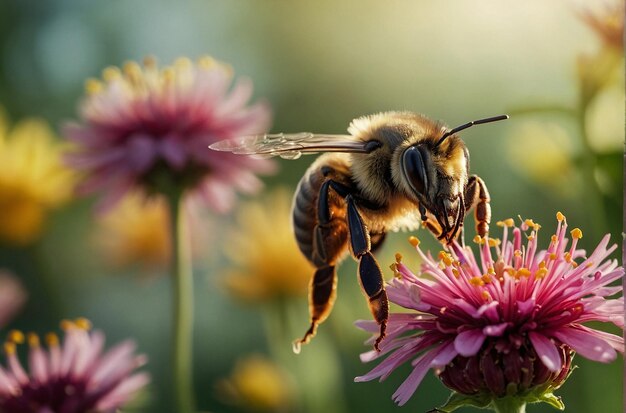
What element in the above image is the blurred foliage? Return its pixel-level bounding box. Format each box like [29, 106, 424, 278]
[0, 1, 622, 413]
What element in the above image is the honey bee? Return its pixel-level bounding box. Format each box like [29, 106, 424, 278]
[210, 111, 508, 353]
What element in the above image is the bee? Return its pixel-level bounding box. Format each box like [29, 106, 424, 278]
[210, 111, 508, 353]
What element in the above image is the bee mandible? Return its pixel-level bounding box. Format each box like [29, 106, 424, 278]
[210, 111, 508, 353]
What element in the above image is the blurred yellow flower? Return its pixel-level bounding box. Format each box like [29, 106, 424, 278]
[215, 354, 295, 412]
[94, 192, 171, 270]
[223, 187, 313, 302]
[0, 109, 74, 245]
[506, 122, 579, 196]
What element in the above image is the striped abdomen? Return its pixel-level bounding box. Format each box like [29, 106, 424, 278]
[292, 153, 353, 268]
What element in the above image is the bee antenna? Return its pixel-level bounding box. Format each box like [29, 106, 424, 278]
[436, 114, 509, 147]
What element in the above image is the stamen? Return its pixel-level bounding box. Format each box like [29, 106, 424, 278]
[408, 236, 420, 247]
[516, 268, 531, 278]
[198, 56, 216, 69]
[7, 330, 24, 344]
[549, 253, 557, 260]
[551, 234, 558, 243]
[60, 319, 75, 331]
[451, 268, 460, 278]
[496, 218, 515, 227]
[74, 318, 92, 331]
[143, 55, 157, 69]
[524, 219, 541, 230]
[556, 211, 565, 222]
[395, 253, 403, 263]
[45, 333, 59, 347]
[102, 66, 122, 82]
[27, 333, 40, 347]
[481, 290, 491, 301]
[469, 276, 484, 286]
[4, 342, 16, 356]
[571, 228, 583, 239]
[473, 235, 485, 245]
[438, 251, 453, 266]
[488, 238, 501, 247]
[535, 268, 548, 279]
[481, 274, 492, 284]
[85, 78, 104, 95]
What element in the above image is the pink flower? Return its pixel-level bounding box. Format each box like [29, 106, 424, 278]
[65, 56, 275, 212]
[356, 213, 624, 407]
[0, 319, 149, 413]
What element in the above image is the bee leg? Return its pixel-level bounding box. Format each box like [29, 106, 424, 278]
[346, 195, 389, 351]
[464, 175, 491, 237]
[294, 179, 349, 352]
[293, 265, 337, 354]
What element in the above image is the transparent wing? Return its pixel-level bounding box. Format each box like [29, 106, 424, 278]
[209, 133, 366, 160]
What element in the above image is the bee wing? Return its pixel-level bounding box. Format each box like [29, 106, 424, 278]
[209, 133, 366, 159]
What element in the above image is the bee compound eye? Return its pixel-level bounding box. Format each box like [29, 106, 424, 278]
[402, 146, 428, 195]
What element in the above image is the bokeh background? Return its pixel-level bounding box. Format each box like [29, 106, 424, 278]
[0, 1, 622, 412]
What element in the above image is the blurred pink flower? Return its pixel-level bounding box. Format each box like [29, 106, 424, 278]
[0, 271, 26, 328]
[356, 214, 623, 407]
[0, 319, 149, 413]
[65, 56, 275, 211]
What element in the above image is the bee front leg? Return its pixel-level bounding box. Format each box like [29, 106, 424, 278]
[346, 195, 389, 352]
[464, 175, 491, 237]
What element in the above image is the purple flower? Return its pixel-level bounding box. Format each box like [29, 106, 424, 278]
[65, 56, 275, 212]
[0, 319, 149, 413]
[356, 213, 623, 407]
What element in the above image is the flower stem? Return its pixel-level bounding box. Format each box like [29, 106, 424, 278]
[491, 397, 527, 413]
[168, 191, 195, 413]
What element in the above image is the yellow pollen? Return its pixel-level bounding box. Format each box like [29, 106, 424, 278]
[571, 228, 583, 239]
[123, 61, 143, 84]
[4, 342, 16, 356]
[481, 274, 492, 284]
[174, 57, 192, 69]
[551, 235, 558, 243]
[539, 261, 546, 269]
[514, 250, 522, 257]
[516, 268, 531, 278]
[469, 276, 484, 286]
[473, 235, 485, 245]
[60, 319, 74, 331]
[488, 238, 501, 247]
[452, 268, 460, 278]
[395, 253, 403, 263]
[496, 218, 515, 227]
[527, 235, 535, 241]
[74, 318, 92, 331]
[143, 55, 157, 69]
[585, 261, 594, 268]
[564, 252, 572, 263]
[535, 268, 548, 279]
[481, 290, 491, 301]
[7, 330, 24, 344]
[549, 253, 557, 260]
[85, 78, 103, 95]
[198, 56, 216, 69]
[45, 333, 59, 347]
[438, 251, 453, 266]
[487, 267, 496, 275]
[556, 211, 565, 222]
[27, 333, 40, 347]
[408, 236, 420, 247]
[572, 262, 579, 268]
[102, 66, 121, 82]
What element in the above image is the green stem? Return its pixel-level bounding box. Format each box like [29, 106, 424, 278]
[168, 191, 195, 413]
[491, 397, 527, 413]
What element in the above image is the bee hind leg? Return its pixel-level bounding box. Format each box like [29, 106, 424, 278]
[346, 195, 389, 352]
[464, 175, 491, 238]
[293, 265, 337, 354]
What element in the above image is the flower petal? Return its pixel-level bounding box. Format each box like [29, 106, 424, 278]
[529, 331, 561, 372]
[454, 329, 486, 357]
[553, 327, 617, 363]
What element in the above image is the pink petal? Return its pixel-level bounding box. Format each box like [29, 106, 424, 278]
[454, 329, 486, 357]
[483, 322, 509, 337]
[392, 350, 438, 406]
[126, 133, 157, 173]
[430, 341, 457, 367]
[529, 331, 561, 372]
[553, 327, 617, 363]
